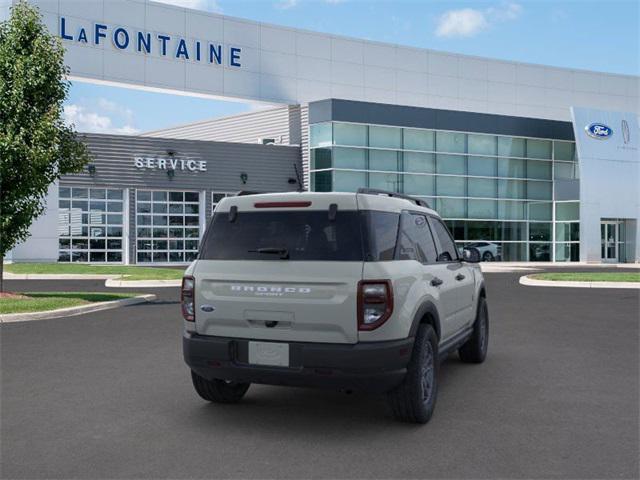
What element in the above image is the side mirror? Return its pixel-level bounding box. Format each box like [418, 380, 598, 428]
[462, 247, 481, 263]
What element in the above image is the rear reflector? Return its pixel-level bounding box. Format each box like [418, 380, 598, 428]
[254, 201, 312, 208]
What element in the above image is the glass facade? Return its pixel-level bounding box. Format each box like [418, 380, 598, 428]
[135, 190, 200, 263]
[58, 187, 124, 263]
[309, 122, 579, 261]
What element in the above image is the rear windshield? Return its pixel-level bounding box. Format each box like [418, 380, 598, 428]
[200, 211, 365, 261]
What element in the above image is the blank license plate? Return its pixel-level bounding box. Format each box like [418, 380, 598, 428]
[248, 341, 289, 367]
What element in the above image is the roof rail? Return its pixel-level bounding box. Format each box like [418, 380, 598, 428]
[357, 188, 430, 208]
[236, 190, 262, 196]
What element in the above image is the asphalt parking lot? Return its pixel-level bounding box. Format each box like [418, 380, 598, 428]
[2, 268, 639, 479]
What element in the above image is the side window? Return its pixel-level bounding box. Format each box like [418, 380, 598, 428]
[429, 217, 459, 262]
[396, 212, 438, 263]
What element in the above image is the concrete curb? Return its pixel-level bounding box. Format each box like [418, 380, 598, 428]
[519, 275, 640, 289]
[0, 294, 157, 323]
[4, 273, 180, 288]
[105, 278, 181, 288]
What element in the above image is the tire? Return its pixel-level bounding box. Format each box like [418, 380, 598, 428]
[191, 371, 250, 404]
[458, 296, 489, 364]
[387, 324, 439, 424]
[482, 251, 494, 262]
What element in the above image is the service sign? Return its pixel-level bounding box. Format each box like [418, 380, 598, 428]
[134, 156, 207, 172]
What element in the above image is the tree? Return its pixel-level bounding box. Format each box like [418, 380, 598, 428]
[0, 1, 90, 291]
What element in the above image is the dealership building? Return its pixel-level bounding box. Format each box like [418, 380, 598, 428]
[3, 0, 639, 264]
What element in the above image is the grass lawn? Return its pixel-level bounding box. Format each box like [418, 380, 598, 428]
[0, 292, 139, 315]
[530, 272, 640, 283]
[5, 263, 184, 281]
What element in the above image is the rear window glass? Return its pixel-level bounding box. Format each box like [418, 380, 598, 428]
[200, 211, 364, 261]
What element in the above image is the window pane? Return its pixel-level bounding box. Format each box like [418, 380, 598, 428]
[436, 176, 465, 196]
[90, 189, 106, 199]
[498, 179, 525, 199]
[436, 154, 466, 174]
[530, 222, 552, 241]
[555, 222, 580, 242]
[311, 148, 332, 169]
[468, 156, 497, 176]
[369, 126, 401, 149]
[404, 129, 434, 151]
[404, 152, 435, 173]
[312, 171, 332, 192]
[59, 187, 71, 198]
[334, 147, 366, 169]
[499, 222, 527, 241]
[137, 191, 151, 201]
[498, 137, 525, 157]
[554, 141, 576, 161]
[498, 201, 524, 220]
[468, 134, 497, 156]
[334, 123, 367, 146]
[527, 181, 552, 200]
[107, 189, 123, 200]
[528, 202, 552, 221]
[556, 202, 579, 221]
[369, 150, 398, 171]
[153, 191, 167, 202]
[527, 160, 552, 179]
[529, 243, 552, 261]
[185, 192, 199, 202]
[555, 242, 579, 261]
[468, 178, 496, 198]
[468, 200, 497, 219]
[554, 162, 579, 180]
[310, 122, 332, 147]
[436, 198, 466, 218]
[436, 131, 466, 153]
[498, 158, 526, 178]
[72, 188, 88, 199]
[404, 174, 434, 196]
[369, 173, 400, 192]
[527, 139, 552, 159]
[334, 170, 366, 192]
[467, 221, 495, 241]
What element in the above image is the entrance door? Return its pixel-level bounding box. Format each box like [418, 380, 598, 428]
[601, 221, 618, 262]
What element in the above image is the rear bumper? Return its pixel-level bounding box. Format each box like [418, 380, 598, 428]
[183, 332, 414, 393]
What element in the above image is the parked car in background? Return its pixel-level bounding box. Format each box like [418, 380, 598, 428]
[464, 242, 502, 262]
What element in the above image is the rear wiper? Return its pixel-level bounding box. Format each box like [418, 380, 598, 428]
[248, 247, 290, 259]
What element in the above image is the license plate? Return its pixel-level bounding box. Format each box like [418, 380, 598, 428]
[248, 341, 289, 367]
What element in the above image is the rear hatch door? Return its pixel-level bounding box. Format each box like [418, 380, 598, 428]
[193, 194, 363, 344]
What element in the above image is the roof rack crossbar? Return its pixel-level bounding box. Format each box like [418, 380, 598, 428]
[356, 188, 430, 209]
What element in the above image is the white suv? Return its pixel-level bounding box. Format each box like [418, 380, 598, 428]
[182, 189, 489, 423]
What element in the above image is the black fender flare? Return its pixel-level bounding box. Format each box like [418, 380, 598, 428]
[408, 301, 442, 340]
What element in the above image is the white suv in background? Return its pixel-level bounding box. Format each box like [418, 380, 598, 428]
[182, 189, 489, 424]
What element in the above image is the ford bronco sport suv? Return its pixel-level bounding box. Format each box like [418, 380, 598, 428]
[182, 189, 488, 423]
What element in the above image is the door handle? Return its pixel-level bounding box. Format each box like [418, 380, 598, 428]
[455, 273, 466, 281]
[430, 277, 443, 287]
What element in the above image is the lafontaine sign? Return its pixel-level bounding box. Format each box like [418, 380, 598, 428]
[134, 156, 207, 172]
[59, 17, 242, 68]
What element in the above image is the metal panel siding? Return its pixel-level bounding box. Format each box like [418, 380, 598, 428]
[300, 104, 310, 190]
[143, 105, 301, 145]
[62, 134, 301, 194]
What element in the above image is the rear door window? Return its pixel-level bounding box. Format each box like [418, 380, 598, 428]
[428, 217, 459, 262]
[396, 212, 438, 263]
[360, 211, 400, 261]
[200, 211, 363, 261]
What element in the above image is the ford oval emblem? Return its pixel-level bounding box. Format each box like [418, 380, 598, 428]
[585, 123, 613, 139]
[200, 305, 215, 312]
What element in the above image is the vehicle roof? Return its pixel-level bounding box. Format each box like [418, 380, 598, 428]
[215, 191, 439, 216]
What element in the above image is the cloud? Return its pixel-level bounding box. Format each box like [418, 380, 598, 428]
[152, 0, 222, 13]
[435, 2, 522, 38]
[64, 100, 139, 135]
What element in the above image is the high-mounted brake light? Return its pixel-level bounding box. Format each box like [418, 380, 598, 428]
[181, 276, 195, 322]
[254, 201, 312, 208]
[357, 280, 393, 331]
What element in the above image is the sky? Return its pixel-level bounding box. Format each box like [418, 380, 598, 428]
[63, 0, 640, 135]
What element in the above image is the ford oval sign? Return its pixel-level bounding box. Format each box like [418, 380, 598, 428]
[585, 123, 613, 139]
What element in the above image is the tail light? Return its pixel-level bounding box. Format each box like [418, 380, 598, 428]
[358, 280, 393, 331]
[181, 276, 195, 322]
